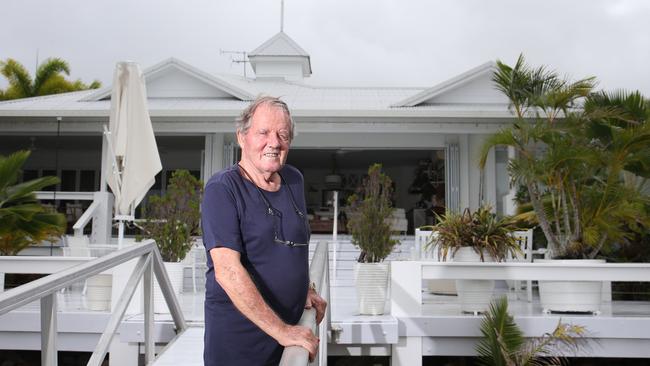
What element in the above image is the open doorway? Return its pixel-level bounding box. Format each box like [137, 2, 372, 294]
[286, 149, 445, 235]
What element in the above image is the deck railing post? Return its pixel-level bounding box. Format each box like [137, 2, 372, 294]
[41, 293, 58, 366]
[391, 261, 423, 366]
[144, 252, 155, 365]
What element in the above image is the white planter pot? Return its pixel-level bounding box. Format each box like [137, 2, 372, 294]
[355, 262, 389, 315]
[154, 261, 184, 313]
[536, 259, 605, 313]
[453, 247, 495, 314]
[86, 274, 112, 311]
[416, 229, 457, 295]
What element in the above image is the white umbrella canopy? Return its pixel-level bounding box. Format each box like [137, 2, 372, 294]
[104, 62, 162, 239]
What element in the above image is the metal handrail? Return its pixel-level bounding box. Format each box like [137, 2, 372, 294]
[279, 241, 330, 366]
[0, 240, 187, 366]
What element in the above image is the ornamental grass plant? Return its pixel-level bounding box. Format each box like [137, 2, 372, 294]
[429, 206, 521, 262]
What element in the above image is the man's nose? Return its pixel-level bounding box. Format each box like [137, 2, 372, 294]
[267, 132, 281, 147]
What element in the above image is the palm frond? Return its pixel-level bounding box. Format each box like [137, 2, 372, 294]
[0, 150, 31, 191]
[0, 58, 33, 98]
[476, 297, 524, 366]
[34, 57, 70, 94]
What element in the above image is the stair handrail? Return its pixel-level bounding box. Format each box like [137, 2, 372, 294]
[279, 240, 330, 366]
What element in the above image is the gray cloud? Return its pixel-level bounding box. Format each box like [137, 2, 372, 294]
[1, 0, 648, 94]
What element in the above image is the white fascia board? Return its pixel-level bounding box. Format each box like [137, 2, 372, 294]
[391, 61, 497, 107]
[250, 31, 310, 57]
[81, 58, 255, 101]
[249, 55, 312, 76]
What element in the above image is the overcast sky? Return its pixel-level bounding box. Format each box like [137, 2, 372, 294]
[2, 0, 649, 95]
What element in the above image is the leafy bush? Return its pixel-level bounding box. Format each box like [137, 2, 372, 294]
[138, 170, 202, 262]
[347, 164, 399, 263]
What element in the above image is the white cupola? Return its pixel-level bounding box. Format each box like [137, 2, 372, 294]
[248, 31, 312, 81]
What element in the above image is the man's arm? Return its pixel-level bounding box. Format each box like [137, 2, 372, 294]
[211, 247, 319, 358]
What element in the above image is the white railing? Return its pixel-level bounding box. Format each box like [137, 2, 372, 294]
[279, 241, 330, 366]
[35, 191, 96, 201]
[0, 240, 186, 366]
[35, 191, 113, 244]
[390, 260, 650, 366]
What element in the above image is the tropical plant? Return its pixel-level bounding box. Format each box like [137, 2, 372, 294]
[347, 163, 399, 263]
[477, 297, 585, 366]
[138, 170, 203, 262]
[0, 151, 67, 255]
[427, 206, 521, 262]
[480, 54, 650, 259]
[0, 57, 100, 100]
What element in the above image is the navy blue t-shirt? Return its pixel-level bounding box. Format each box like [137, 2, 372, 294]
[202, 164, 310, 366]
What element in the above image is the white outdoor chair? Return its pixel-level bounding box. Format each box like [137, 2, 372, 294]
[510, 229, 534, 302]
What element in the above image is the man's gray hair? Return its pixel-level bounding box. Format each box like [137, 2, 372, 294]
[236, 96, 295, 140]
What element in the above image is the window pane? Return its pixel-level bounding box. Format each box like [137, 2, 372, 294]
[61, 170, 77, 191]
[80, 170, 96, 191]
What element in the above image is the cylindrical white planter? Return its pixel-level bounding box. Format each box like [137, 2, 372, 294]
[536, 259, 605, 313]
[154, 261, 184, 313]
[86, 274, 112, 311]
[453, 247, 494, 314]
[355, 262, 389, 315]
[418, 230, 457, 295]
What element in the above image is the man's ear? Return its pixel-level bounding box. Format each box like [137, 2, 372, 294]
[236, 131, 244, 147]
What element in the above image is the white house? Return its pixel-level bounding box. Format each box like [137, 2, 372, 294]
[0, 31, 514, 233]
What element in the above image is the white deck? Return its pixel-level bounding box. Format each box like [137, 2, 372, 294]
[2, 234, 650, 363]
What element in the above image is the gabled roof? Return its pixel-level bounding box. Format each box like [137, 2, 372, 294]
[391, 61, 500, 107]
[249, 31, 310, 57]
[81, 58, 255, 101]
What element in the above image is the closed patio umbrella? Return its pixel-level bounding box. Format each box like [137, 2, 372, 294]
[104, 61, 162, 247]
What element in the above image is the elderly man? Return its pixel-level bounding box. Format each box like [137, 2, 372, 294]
[202, 96, 327, 365]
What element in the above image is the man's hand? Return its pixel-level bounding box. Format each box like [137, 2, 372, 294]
[305, 288, 327, 325]
[276, 324, 319, 362]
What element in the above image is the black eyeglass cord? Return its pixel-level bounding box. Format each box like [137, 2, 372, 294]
[237, 164, 305, 218]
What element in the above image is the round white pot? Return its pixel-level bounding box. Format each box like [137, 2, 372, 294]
[453, 247, 495, 314]
[86, 274, 112, 311]
[154, 261, 184, 313]
[355, 262, 389, 315]
[536, 259, 605, 313]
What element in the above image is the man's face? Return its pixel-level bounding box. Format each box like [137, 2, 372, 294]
[237, 104, 291, 176]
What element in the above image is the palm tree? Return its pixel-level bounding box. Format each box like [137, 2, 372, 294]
[476, 297, 585, 366]
[0, 150, 67, 255]
[480, 55, 650, 258]
[0, 57, 101, 100]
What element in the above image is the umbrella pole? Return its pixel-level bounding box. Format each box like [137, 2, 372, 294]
[118, 220, 125, 249]
[115, 214, 134, 249]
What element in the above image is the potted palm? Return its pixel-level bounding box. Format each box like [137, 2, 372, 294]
[427, 206, 520, 313]
[138, 170, 202, 312]
[481, 55, 650, 313]
[0, 151, 67, 292]
[347, 163, 399, 315]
